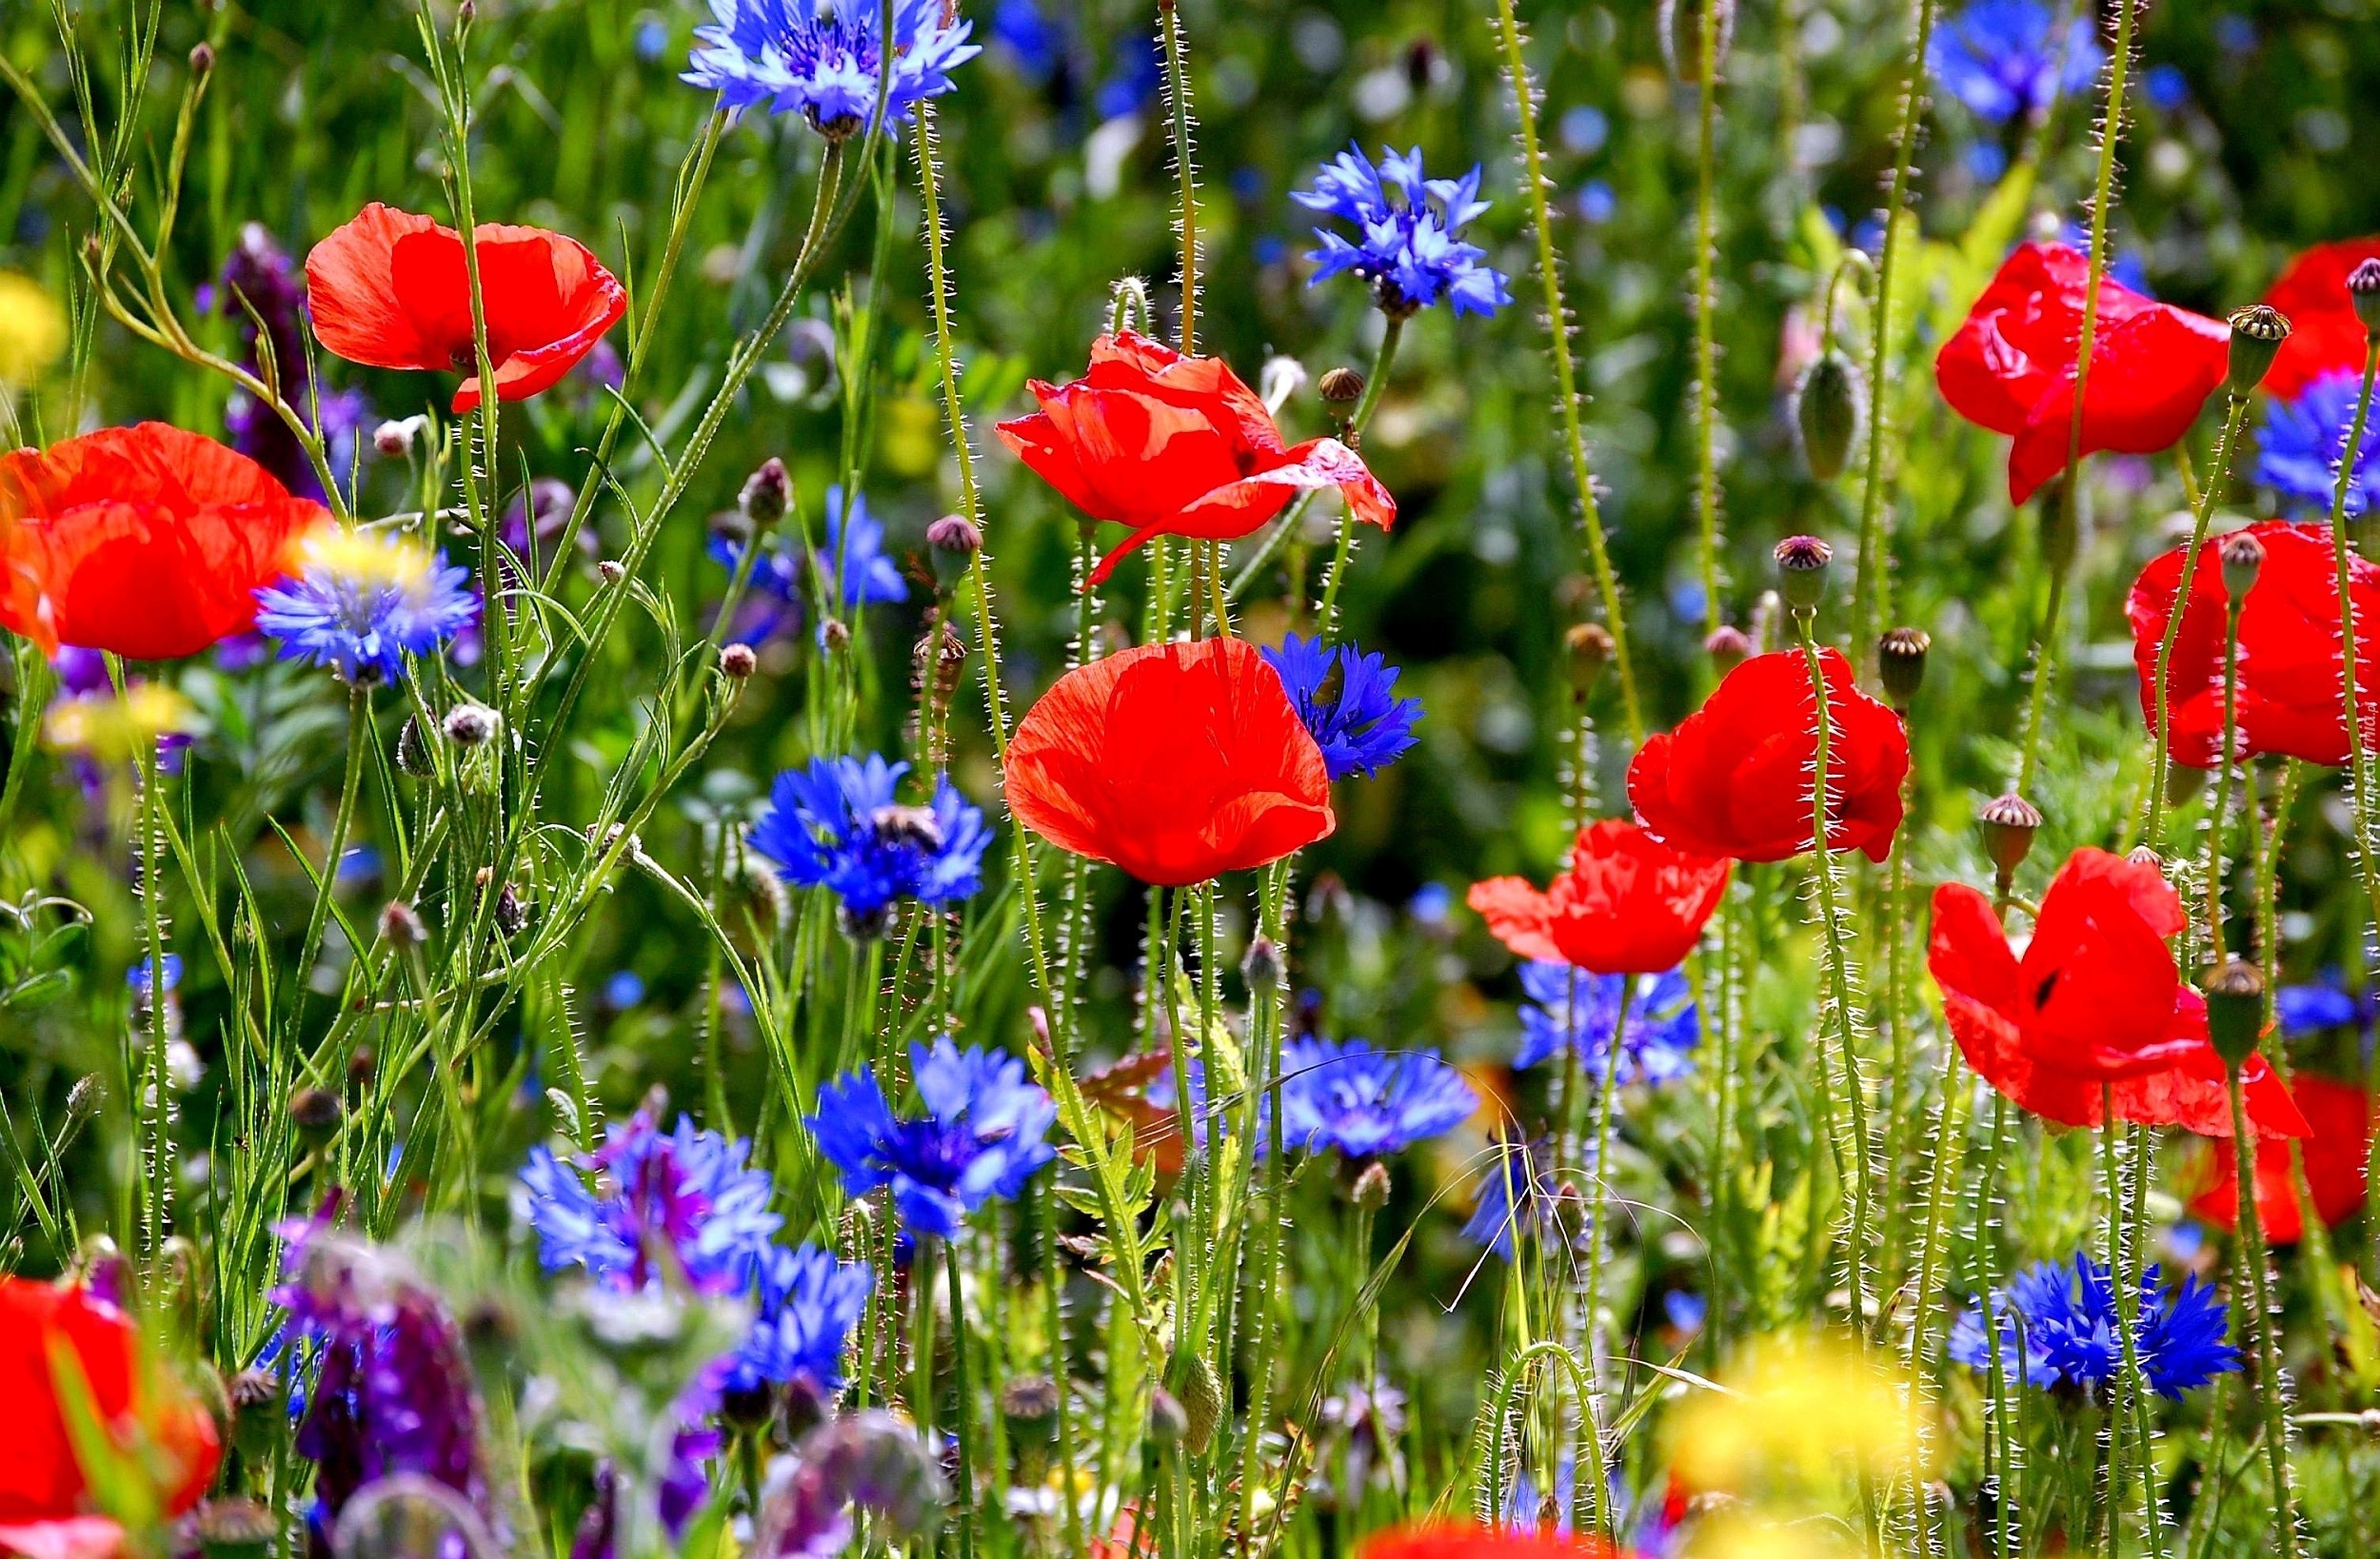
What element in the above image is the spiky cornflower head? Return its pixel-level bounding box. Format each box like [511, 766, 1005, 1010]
[718, 1242, 874, 1396]
[684, 0, 981, 136]
[1278, 1036, 1478, 1159]
[273, 1206, 489, 1538]
[1461, 1136, 1581, 1260]
[1513, 961, 1699, 1084]
[254, 527, 480, 684]
[520, 1111, 784, 1295]
[1292, 145, 1513, 319]
[1927, 0, 2102, 125]
[1259, 632, 1423, 781]
[2255, 370, 2380, 517]
[746, 754, 989, 932]
[810, 1037, 1057, 1237]
[1949, 1251, 2240, 1399]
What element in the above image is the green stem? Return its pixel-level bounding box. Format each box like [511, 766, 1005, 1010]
[2144, 394, 2251, 852]
[292, 690, 372, 1036]
[1314, 315, 1405, 636]
[1228, 319, 1403, 604]
[2325, 341, 2380, 989]
[1689, 0, 1724, 627]
[1577, 985, 1629, 1543]
[943, 1235, 978, 1559]
[2099, 1089, 2151, 1557]
[1159, 1, 1199, 351]
[2013, 543, 2069, 800]
[2207, 595, 2246, 957]
[2227, 1065, 2303, 1559]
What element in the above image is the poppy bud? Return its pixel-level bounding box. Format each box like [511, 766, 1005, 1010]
[1977, 793, 2042, 876]
[1241, 935, 1283, 990]
[289, 1086, 342, 1138]
[740, 458, 789, 529]
[192, 1497, 275, 1559]
[1146, 1386, 1189, 1447]
[1319, 366, 1366, 405]
[1564, 622, 1616, 695]
[380, 899, 427, 949]
[67, 1074, 105, 1120]
[2219, 529, 2266, 602]
[1002, 1375, 1061, 1433]
[2351, 259, 2380, 337]
[822, 618, 851, 652]
[188, 42, 215, 77]
[2202, 958, 2265, 1068]
[1703, 624, 1752, 673]
[1877, 626, 1931, 709]
[1773, 535, 1833, 614]
[721, 642, 758, 680]
[443, 700, 499, 746]
[2225, 305, 2292, 397]
[598, 559, 626, 583]
[1166, 1349, 1222, 1454]
[1349, 1158, 1393, 1210]
[1794, 351, 1863, 482]
[395, 714, 432, 776]
[927, 513, 982, 590]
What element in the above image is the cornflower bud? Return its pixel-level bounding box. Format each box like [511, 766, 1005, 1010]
[2220, 528, 2266, 602]
[1977, 793, 2042, 876]
[1794, 351, 1863, 482]
[443, 700, 499, 746]
[720, 642, 759, 680]
[598, 559, 626, 583]
[2225, 305, 2292, 397]
[1350, 1159, 1393, 1210]
[822, 618, 851, 652]
[1877, 626, 1931, 710]
[1773, 535, 1833, 614]
[2202, 958, 2265, 1068]
[1564, 622, 1616, 696]
[1703, 624, 1752, 674]
[2351, 258, 2380, 337]
[926, 514, 982, 591]
[494, 881, 527, 937]
[188, 42, 216, 77]
[372, 419, 417, 459]
[395, 714, 432, 776]
[289, 1086, 343, 1138]
[67, 1074, 105, 1121]
[380, 899, 427, 949]
[1319, 366, 1366, 405]
[740, 457, 790, 528]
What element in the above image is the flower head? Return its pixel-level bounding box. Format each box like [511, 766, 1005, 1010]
[44, 684, 201, 762]
[810, 1038, 1056, 1236]
[1626, 649, 1909, 864]
[685, 0, 980, 133]
[254, 527, 480, 684]
[1928, 0, 2101, 124]
[821, 485, 908, 610]
[996, 329, 1395, 586]
[522, 1112, 784, 1295]
[1927, 856, 2311, 1134]
[1513, 963, 1698, 1084]
[306, 204, 626, 414]
[1259, 632, 1422, 780]
[1278, 1037, 1477, 1159]
[0, 423, 331, 659]
[2126, 518, 2380, 769]
[1006, 637, 1336, 885]
[213, 223, 356, 501]
[2259, 237, 2380, 400]
[1292, 146, 1513, 318]
[1951, 1252, 2240, 1399]
[2276, 970, 2370, 1038]
[1936, 242, 2230, 504]
[2190, 1073, 2372, 1244]
[2256, 371, 2380, 517]
[720, 1243, 874, 1396]
[1469, 819, 1730, 974]
[746, 754, 988, 929]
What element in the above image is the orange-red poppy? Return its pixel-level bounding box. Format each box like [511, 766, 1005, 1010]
[2190, 1073, 2372, 1243]
[1468, 819, 1729, 975]
[2260, 237, 2380, 401]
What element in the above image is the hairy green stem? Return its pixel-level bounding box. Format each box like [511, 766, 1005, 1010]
[2227, 1064, 2303, 1559]
[1689, 0, 1724, 627]
[2144, 394, 2251, 852]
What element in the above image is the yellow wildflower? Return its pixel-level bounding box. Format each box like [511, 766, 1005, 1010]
[45, 684, 202, 762]
[0, 272, 69, 389]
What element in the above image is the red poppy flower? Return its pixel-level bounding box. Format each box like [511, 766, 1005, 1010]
[0, 424, 328, 659]
[1935, 242, 2230, 504]
[2260, 237, 2380, 401]
[1626, 647, 1909, 864]
[0, 1279, 219, 1532]
[994, 329, 1396, 586]
[1005, 636, 1335, 885]
[2189, 1074, 2371, 1243]
[1467, 819, 1730, 975]
[1927, 862, 2309, 1135]
[305, 204, 626, 415]
[1356, 1522, 1629, 1559]
[2127, 519, 2380, 768]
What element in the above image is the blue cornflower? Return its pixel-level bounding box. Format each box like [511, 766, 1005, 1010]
[1259, 632, 1423, 780]
[990, 0, 1061, 84]
[254, 528, 479, 684]
[520, 1111, 784, 1295]
[1095, 32, 1160, 120]
[1949, 1252, 2240, 1399]
[746, 754, 989, 932]
[822, 485, 908, 610]
[685, 0, 980, 134]
[129, 954, 184, 999]
[1514, 962, 1700, 1084]
[810, 1037, 1057, 1236]
[719, 1242, 874, 1395]
[1461, 1137, 1579, 1260]
[2256, 371, 2380, 518]
[1293, 145, 1513, 319]
[709, 530, 805, 642]
[1928, 0, 2102, 124]
[1278, 1036, 1477, 1159]
[2276, 968, 2371, 1039]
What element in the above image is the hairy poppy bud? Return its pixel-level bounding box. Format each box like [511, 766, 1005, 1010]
[2225, 305, 2292, 397]
[1773, 535, 1833, 614]
[1977, 793, 2042, 876]
[721, 642, 758, 680]
[1703, 624, 1752, 673]
[443, 700, 498, 747]
[395, 715, 432, 777]
[1564, 622, 1616, 695]
[2351, 258, 2380, 337]
[289, 1086, 342, 1137]
[927, 513, 982, 590]
[2220, 528, 2266, 601]
[740, 458, 790, 528]
[2203, 958, 2265, 1068]
[1319, 366, 1366, 405]
[1167, 1349, 1222, 1454]
[1795, 351, 1863, 481]
[1877, 626, 1930, 709]
[380, 899, 427, 949]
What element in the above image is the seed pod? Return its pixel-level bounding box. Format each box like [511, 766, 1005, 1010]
[1319, 366, 1366, 405]
[1703, 624, 1752, 674]
[1564, 622, 1616, 696]
[2202, 959, 2265, 1068]
[2225, 305, 2292, 397]
[1773, 535, 1833, 614]
[192, 1497, 276, 1559]
[2220, 529, 2266, 601]
[1876, 627, 1931, 710]
[1795, 351, 1863, 482]
[1977, 793, 2042, 876]
[2350, 258, 2380, 337]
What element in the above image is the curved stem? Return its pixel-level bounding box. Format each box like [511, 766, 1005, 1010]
[2144, 395, 2251, 851]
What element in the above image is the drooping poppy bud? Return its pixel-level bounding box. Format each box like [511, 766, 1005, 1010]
[2202, 959, 2266, 1068]
[1795, 351, 1863, 481]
